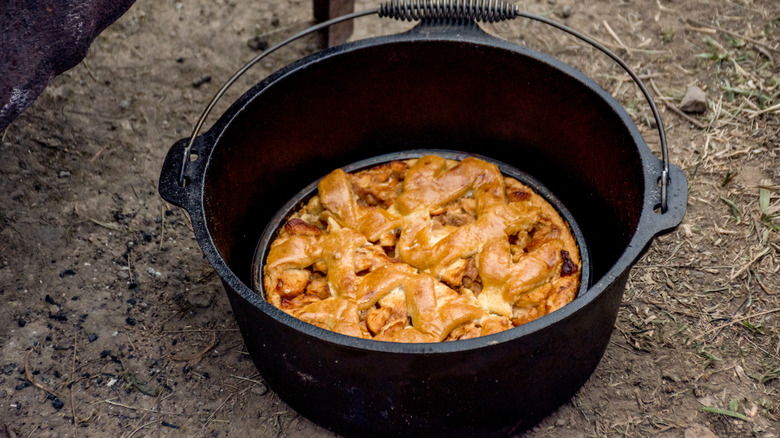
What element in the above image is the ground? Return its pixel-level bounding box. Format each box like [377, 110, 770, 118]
[0, 0, 779, 437]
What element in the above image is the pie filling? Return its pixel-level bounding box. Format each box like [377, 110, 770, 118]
[262, 155, 581, 342]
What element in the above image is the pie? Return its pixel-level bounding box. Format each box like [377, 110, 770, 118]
[262, 155, 581, 342]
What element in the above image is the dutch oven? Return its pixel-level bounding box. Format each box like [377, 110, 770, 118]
[158, 2, 688, 436]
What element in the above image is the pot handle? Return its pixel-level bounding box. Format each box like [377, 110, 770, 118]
[174, 0, 676, 212]
[646, 163, 688, 237]
[160, 136, 200, 211]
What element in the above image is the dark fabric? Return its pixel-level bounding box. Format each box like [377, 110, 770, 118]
[0, 0, 136, 131]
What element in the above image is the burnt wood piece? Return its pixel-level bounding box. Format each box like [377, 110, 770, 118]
[313, 0, 355, 48]
[0, 0, 136, 131]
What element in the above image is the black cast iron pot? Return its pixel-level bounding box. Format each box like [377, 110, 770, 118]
[159, 18, 687, 437]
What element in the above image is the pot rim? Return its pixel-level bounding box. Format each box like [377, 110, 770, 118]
[162, 23, 687, 355]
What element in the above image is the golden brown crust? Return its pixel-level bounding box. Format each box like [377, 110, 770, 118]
[262, 155, 581, 342]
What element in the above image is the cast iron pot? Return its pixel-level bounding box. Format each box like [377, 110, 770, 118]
[159, 19, 687, 437]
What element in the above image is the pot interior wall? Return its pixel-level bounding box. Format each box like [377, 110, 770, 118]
[201, 38, 645, 289]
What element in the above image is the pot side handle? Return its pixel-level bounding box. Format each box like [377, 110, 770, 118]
[647, 163, 688, 237]
[159, 136, 198, 212]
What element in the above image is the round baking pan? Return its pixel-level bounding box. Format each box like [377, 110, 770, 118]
[250, 149, 592, 306]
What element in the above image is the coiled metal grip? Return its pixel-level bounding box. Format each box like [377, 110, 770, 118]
[378, 0, 518, 22]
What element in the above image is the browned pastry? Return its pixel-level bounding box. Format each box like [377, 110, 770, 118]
[263, 155, 581, 342]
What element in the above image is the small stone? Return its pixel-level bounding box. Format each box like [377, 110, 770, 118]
[3, 364, 16, 375]
[271, 18, 280, 27]
[187, 289, 215, 308]
[88, 333, 98, 343]
[48, 304, 60, 314]
[679, 85, 707, 113]
[17, 318, 26, 327]
[555, 418, 567, 427]
[15, 381, 30, 391]
[251, 382, 268, 396]
[192, 75, 212, 88]
[561, 5, 572, 18]
[247, 36, 269, 51]
[58, 170, 71, 178]
[125, 317, 137, 326]
[684, 424, 718, 438]
[119, 100, 129, 109]
[662, 370, 681, 382]
[51, 397, 64, 410]
[59, 269, 77, 278]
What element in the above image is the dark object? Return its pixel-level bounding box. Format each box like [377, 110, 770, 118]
[51, 398, 64, 410]
[45, 295, 56, 305]
[59, 269, 77, 278]
[125, 317, 136, 326]
[158, 19, 686, 438]
[48, 312, 67, 322]
[250, 149, 592, 314]
[88, 333, 99, 342]
[17, 319, 26, 328]
[192, 75, 212, 89]
[247, 36, 269, 52]
[0, 0, 137, 131]
[14, 381, 30, 391]
[161, 421, 180, 429]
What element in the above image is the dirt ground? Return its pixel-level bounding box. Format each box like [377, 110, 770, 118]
[1, 0, 779, 436]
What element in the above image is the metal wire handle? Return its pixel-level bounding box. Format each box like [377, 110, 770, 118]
[178, 0, 670, 212]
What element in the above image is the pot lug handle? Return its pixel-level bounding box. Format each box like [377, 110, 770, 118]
[159, 136, 203, 211]
[648, 163, 688, 236]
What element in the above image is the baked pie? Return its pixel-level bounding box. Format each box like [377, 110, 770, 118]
[262, 155, 581, 342]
